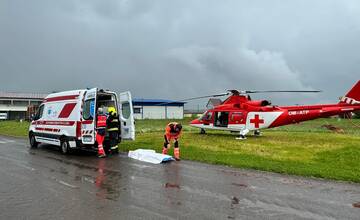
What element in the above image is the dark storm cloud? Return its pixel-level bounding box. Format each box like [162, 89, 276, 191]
[0, 0, 359, 108]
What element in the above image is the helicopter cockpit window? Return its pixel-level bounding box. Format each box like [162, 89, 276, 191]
[200, 112, 212, 121]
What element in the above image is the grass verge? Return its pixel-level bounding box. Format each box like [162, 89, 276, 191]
[0, 120, 30, 137]
[1, 118, 360, 182]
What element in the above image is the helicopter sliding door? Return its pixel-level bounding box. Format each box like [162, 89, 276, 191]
[214, 111, 229, 127]
[228, 111, 247, 131]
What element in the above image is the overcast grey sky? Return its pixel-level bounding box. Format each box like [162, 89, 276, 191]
[0, 0, 359, 108]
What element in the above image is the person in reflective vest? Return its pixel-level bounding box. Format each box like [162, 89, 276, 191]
[163, 122, 182, 161]
[96, 108, 107, 158]
[107, 107, 120, 152]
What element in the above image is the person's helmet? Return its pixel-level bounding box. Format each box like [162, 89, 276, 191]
[97, 108, 104, 114]
[108, 107, 117, 115]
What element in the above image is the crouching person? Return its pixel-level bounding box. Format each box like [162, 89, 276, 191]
[162, 122, 182, 161]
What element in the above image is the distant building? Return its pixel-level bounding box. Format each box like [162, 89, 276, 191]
[184, 109, 204, 118]
[132, 99, 185, 119]
[0, 93, 186, 120]
[206, 98, 222, 109]
[0, 92, 47, 120]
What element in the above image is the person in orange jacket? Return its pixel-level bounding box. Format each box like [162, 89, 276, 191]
[162, 122, 182, 161]
[96, 108, 107, 158]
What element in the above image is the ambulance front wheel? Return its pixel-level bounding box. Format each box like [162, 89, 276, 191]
[60, 139, 71, 154]
[200, 128, 206, 134]
[29, 133, 38, 148]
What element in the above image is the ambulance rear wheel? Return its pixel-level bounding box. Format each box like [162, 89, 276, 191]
[60, 140, 70, 154]
[29, 134, 38, 148]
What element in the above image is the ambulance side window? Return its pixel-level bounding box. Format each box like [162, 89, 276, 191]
[34, 104, 44, 120]
[122, 102, 131, 119]
[83, 99, 95, 120]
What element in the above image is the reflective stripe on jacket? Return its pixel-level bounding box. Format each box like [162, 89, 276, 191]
[107, 114, 119, 131]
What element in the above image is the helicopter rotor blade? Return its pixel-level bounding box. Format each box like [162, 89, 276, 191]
[153, 89, 321, 106]
[244, 90, 322, 94]
[177, 93, 230, 102]
[154, 92, 230, 106]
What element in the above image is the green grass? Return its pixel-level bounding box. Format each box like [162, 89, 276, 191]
[122, 117, 360, 183]
[0, 120, 30, 137]
[1, 118, 360, 182]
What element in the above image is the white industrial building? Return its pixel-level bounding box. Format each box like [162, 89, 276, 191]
[0, 92, 47, 120]
[132, 99, 185, 119]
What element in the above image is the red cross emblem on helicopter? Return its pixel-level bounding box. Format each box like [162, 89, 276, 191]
[250, 114, 264, 128]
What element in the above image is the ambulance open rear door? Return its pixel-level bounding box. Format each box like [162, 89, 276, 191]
[119, 91, 135, 140]
[82, 88, 97, 145]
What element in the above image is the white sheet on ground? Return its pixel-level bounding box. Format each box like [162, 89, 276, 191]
[128, 149, 174, 164]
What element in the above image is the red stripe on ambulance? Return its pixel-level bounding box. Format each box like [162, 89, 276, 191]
[35, 127, 60, 132]
[33, 121, 76, 126]
[58, 103, 77, 118]
[44, 95, 79, 103]
[82, 120, 93, 124]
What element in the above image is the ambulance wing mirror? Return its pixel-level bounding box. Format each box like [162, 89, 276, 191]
[119, 91, 135, 141]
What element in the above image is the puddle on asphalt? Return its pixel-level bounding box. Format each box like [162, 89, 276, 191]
[220, 170, 240, 177]
[169, 201, 182, 206]
[165, 183, 180, 189]
[353, 202, 360, 208]
[230, 196, 240, 212]
[44, 156, 98, 172]
[44, 155, 122, 177]
[74, 175, 94, 183]
[59, 167, 69, 175]
[231, 196, 239, 205]
[231, 183, 247, 188]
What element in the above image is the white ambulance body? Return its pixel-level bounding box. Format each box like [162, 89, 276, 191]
[28, 88, 135, 154]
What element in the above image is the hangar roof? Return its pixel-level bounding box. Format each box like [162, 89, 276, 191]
[133, 98, 185, 106]
[0, 92, 48, 100]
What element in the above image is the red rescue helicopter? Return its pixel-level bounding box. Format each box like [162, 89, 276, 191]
[188, 80, 360, 139]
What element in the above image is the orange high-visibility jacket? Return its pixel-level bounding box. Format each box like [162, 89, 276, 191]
[97, 115, 107, 128]
[165, 122, 182, 140]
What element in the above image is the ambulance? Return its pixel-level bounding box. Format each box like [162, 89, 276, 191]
[28, 88, 135, 154]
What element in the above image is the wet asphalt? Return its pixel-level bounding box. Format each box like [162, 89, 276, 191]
[0, 135, 360, 220]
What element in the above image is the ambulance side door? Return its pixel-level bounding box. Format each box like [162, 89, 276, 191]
[119, 91, 135, 140]
[82, 88, 97, 144]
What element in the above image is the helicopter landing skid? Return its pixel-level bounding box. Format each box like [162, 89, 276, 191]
[236, 135, 247, 140]
[254, 130, 261, 136]
[236, 129, 249, 140]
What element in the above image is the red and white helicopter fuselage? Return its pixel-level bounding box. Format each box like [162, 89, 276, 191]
[190, 81, 360, 139]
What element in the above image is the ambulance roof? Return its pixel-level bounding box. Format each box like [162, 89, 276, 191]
[45, 90, 85, 99]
